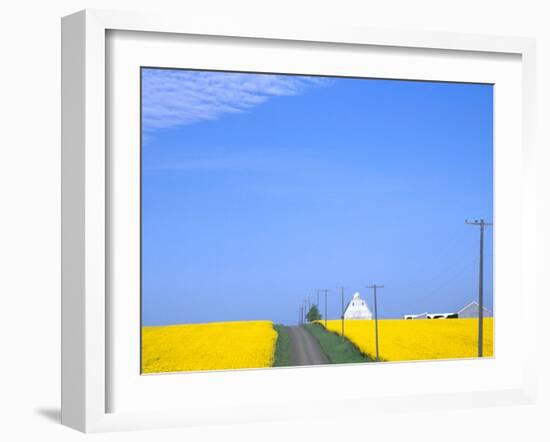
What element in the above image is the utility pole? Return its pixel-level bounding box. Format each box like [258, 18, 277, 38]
[316, 289, 321, 309]
[367, 284, 384, 362]
[304, 298, 308, 323]
[466, 219, 493, 357]
[323, 289, 329, 328]
[338, 286, 345, 339]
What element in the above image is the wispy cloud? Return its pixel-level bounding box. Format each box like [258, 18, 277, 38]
[142, 69, 330, 131]
[145, 155, 265, 172]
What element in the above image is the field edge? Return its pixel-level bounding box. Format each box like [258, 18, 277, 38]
[273, 324, 291, 367]
[304, 323, 374, 364]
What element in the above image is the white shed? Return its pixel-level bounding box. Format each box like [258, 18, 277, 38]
[457, 301, 492, 318]
[343, 292, 372, 320]
[403, 312, 457, 319]
[403, 312, 428, 320]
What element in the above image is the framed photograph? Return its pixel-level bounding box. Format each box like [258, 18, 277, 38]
[61, 9, 537, 432]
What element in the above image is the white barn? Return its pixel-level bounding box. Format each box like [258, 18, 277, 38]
[457, 301, 492, 318]
[343, 292, 372, 320]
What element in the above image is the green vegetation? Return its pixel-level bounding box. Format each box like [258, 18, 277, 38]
[303, 323, 373, 364]
[306, 304, 322, 322]
[273, 324, 291, 366]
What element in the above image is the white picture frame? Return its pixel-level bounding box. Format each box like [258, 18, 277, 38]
[61, 9, 538, 433]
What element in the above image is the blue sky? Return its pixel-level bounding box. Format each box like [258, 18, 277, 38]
[141, 68, 493, 326]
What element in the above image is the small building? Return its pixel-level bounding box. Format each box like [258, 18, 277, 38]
[403, 312, 457, 319]
[426, 312, 458, 319]
[403, 312, 428, 320]
[457, 301, 492, 318]
[403, 300, 493, 320]
[343, 292, 372, 320]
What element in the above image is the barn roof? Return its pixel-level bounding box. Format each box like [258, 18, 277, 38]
[458, 301, 492, 314]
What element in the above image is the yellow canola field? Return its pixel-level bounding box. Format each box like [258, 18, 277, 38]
[142, 320, 277, 373]
[320, 318, 493, 361]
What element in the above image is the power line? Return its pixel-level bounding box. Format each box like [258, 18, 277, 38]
[466, 219, 493, 357]
[399, 259, 472, 307]
[390, 229, 473, 297]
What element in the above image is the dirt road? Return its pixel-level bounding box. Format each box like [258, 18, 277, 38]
[287, 325, 330, 366]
